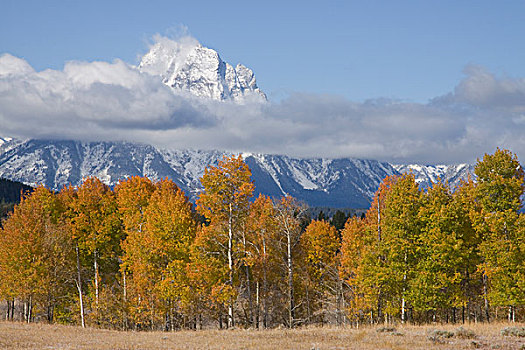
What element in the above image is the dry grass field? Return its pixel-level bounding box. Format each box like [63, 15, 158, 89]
[0, 321, 524, 349]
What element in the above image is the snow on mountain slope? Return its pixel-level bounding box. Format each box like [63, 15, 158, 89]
[393, 163, 475, 189]
[0, 139, 399, 208]
[139, 38, 266, 102]
[0, 139, 476, 208]
[244, 154, 398, 208]
[0, 137, 21, 153]
[0, 137, 10, 147]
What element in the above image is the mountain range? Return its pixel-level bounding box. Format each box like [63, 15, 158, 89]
[0, 138, 473, 208]
[0, 40, 474, 208]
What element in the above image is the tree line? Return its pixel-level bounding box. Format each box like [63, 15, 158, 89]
[0, 149, 523, 330]
[0, 178, 33, 224]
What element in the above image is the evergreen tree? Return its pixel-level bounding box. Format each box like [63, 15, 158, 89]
[330, 210, 349, 232]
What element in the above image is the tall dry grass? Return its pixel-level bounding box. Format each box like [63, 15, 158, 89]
[0, 321, 524, 349]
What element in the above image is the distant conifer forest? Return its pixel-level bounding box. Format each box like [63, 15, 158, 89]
[0, 178, 33, 225]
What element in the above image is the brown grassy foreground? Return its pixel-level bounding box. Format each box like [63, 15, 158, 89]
[0, 321, 524, 350]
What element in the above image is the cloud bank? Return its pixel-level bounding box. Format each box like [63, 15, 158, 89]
[1, 37, 525, 164]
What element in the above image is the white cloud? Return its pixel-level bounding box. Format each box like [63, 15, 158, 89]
[437, 64, 525, 111]
[0, 54, 34, 77]
[1, 38, 525, 165]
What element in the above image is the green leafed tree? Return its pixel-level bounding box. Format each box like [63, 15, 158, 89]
[381, 173, 422, 323]
[473, 149, 525, 321]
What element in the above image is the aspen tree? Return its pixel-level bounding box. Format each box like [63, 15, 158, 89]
[302, 220, 341, 324]
[245, 194, 279, 328]
[65, 178, 122, 325]
[381, 174, 422, 323]
[474, 149, 525, 322]
[273, 196, 307, 328]
[115, 176, 156, 328]
[196, 155, 254, 328]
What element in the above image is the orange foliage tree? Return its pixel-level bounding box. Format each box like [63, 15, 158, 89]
[62, 177, 122, 326]
[0, 186, 73, 323]
[196, 155, 254, 327]
[119, 178, 197, 330]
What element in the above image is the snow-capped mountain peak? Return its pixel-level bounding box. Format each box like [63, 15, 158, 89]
[392, 163, 475, 189]
[138, 36, 199, 83]
[139, 38, 266, 102]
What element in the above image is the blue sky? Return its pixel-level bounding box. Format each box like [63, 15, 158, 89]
[3, 0, 525, 102]
[2, 1, 525, 164]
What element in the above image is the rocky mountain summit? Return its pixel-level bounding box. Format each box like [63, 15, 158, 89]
[139, 37, 266, 102]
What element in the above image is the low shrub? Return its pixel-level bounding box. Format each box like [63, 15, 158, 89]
[454, 326, 476, 339]
[428, 329, 454, 343]
[376, 326, 396, 333]
[501, 326, 525, 337]
[429, 329, 454, 338]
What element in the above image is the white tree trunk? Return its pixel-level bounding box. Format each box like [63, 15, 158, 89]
[94, 249, 99, 309]
[228, 203, 234, 328]
[75, 244, 85, 328]
[287, 229, 294, 328]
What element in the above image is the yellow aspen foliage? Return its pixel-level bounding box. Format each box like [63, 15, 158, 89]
[0, 186, 73, 323]
[196, 155, 254, 327]
[121, 178, 197, 329]
[303, 220, 339, 280]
